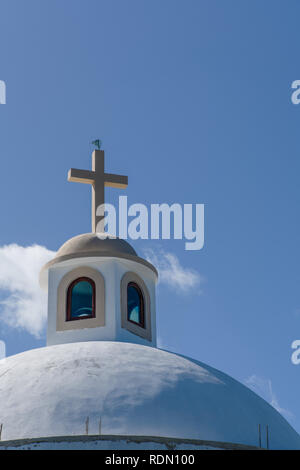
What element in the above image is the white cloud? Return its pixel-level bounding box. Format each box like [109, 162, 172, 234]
[144, 248, 203, 293]
[0, 244, 55, 338]
[245, 374, 293, 420]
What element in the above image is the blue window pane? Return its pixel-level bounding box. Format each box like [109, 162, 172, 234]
[127, 284, 143, 325]
[71, 280, 93, 319]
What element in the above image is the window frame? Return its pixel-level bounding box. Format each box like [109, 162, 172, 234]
[66, 276, 96, 322]
[120, 271, 152, 342]
[127, 281, 145, 328]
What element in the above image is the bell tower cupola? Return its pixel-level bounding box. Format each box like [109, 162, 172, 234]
[39, 150, 158, 347]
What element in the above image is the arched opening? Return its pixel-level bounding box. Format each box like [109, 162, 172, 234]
[127, 282, 145, 328]
[66, 277, 96, 321]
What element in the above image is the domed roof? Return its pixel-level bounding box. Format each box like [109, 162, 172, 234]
[57, 233, 137, 257]
[40, 233, 157, 287]
[0, 341, 299, 449]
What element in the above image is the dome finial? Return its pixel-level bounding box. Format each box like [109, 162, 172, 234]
[67, 150, 128, 232]
[91, 139, 102, 150]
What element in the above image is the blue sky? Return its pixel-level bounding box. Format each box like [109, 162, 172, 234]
[0, 0, 300, 435]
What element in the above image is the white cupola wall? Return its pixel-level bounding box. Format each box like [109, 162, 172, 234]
[40, 233, 158, 348]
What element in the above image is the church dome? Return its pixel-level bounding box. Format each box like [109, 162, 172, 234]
[40, 233, 157, 288]
[57, 232, 137, 258]
[0, 341, 299, 450]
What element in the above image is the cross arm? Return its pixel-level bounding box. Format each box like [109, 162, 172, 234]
[104, 173, 128, 189]
[68, 168, 96, 184]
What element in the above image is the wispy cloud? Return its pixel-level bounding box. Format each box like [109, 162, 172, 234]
[245, 374, 293, 420]
[0, 244, 55, 337]
[144, 248, 203, 293]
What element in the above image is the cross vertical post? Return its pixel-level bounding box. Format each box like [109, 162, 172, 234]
[92, 150, 105, 233]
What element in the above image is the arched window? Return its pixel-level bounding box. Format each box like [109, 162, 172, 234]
[66, 277, 96, 321]
[127, 282, 145, 328]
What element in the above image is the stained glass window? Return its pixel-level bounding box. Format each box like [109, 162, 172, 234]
[127, 282, 144, 327]
[67, 277, 95, 321]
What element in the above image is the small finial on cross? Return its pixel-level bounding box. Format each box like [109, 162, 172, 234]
[91, 139, 102, 150]
[68, 150, 128, 233]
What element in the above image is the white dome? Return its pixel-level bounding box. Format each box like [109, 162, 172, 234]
[0, 341, 299, 450]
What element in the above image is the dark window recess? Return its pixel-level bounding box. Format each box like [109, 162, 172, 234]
[127, 282, 145, 328]
[66, 277, 96, 321]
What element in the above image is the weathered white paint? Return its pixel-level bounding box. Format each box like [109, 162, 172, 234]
[0, 341, 299, 450]
[0, 435, 248, 450]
